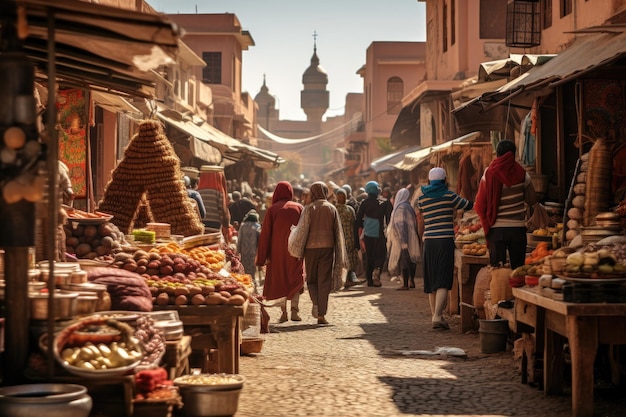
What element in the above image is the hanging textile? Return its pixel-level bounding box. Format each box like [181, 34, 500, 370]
[521, 111, 536, 166]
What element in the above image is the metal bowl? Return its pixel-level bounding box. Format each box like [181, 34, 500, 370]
[29, 291, 78, 320]
[73, 294, 99, 316]
[173, 374, 246, 391]
[0, 280, 46, 300]
[174, 374, 245, 417]
[0, 383, 92, 417]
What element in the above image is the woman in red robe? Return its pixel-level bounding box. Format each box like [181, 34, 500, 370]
[256, 181, 304, 323]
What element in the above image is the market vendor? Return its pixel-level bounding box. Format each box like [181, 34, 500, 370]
[475, 140, 537, 269]
[197, 166, 232, 242]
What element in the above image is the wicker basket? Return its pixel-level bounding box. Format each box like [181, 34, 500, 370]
[584, 137, 612, 226]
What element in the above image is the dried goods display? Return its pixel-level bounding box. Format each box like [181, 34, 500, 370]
[562, 246, 626, 277]
[64, 221, 126, 259]
[97, 119, 204, 237]
[109, 248, 252, 306]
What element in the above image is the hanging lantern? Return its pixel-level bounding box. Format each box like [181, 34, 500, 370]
[506, 0, 541, 48]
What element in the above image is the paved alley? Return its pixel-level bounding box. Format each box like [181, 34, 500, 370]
[235, 275, 626, 417]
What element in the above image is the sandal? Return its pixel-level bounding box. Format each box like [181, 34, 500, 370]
[432, 320, 450, 330]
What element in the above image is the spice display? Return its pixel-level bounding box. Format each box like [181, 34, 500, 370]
[97, 119, 204, 237]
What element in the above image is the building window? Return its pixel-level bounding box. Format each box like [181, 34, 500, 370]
[387, 77, 403, 115]
[542, 0, 552, 29]
[451, 0, 456, 46]
[443, 1, 448, 52]
[561, 0, 572, 17]
[480, 0, 506, 39]
[202, 52, 222, 84]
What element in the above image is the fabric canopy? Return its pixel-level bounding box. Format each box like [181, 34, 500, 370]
[462, 28, 626, 113]
[370, 145, 421, 173]
[7, 0, 180, 97]
[390, 80, 462, 147]
[394, 132, 483, 171]
[91, 91, 140, 114]
[157, 108, 284, 169]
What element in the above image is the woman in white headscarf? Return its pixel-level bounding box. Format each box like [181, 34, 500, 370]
[386, 188, 420, 290]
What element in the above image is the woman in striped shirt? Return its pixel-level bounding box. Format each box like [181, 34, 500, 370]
[416, 167, 473, 330]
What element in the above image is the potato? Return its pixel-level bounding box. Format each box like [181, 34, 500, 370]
[160, 265, 173, 275]
[95, 245, 110, 257]
[66, 236, 80, 247]
[189, 286, 202, 296]
[226, 294, 245, 305]
[175, 294, 188, 305]
[134, 250, 149, 261]
[156, 292, 169, 306]
[123, 262, 137, 272]
[191, 294, 205, 305]
[76, 243, 92, 257]
[200, 285, 215, 296]
[84, 225, 98, 239]
[100, 236, 114, 249]
[205, 293, 225, 305]
[174, 286, 190, 296]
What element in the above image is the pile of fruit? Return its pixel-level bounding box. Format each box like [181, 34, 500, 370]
[563, 248, 626, 276]
[462, 242, 487, 256]
[531, 223, 563, 237]
[525, 242, 554, 265]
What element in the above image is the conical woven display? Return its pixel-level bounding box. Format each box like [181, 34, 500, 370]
[583, 138, 612, 226]
[97, 119, 204, 236]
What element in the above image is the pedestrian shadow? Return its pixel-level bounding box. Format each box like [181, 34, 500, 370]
[269, 323, 327, 333]
[377, 374, 567, 416]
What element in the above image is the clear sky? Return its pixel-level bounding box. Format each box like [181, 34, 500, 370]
[148, 0, 426, 121]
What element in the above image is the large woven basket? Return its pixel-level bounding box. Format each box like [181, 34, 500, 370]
[584, 137, 612, 226]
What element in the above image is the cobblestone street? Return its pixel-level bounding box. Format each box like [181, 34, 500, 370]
[236, 275, 625, 417]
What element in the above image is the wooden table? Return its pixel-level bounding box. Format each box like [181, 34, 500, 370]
[154, 303, 246, 374]
[512, 287, 626, 417]
[163, 335, 192, 380]
[454, 250, 490, 332]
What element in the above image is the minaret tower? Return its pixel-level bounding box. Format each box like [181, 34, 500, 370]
[254, 74, 278, 129]
[300, 31, 329, 132]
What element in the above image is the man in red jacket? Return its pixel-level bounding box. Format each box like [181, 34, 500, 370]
[475, 140, 537, 269]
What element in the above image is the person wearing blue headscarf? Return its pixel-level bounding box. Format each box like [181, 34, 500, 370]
[354, 181, 393, 287]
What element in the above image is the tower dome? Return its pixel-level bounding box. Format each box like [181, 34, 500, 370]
[255, 75, 278, 128]
[300, 34, 329, 126]
[302, 48, 328, 85]
[254, 75, 276, 108]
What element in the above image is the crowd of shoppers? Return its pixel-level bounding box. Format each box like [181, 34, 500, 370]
[221, 139, 535, 330]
